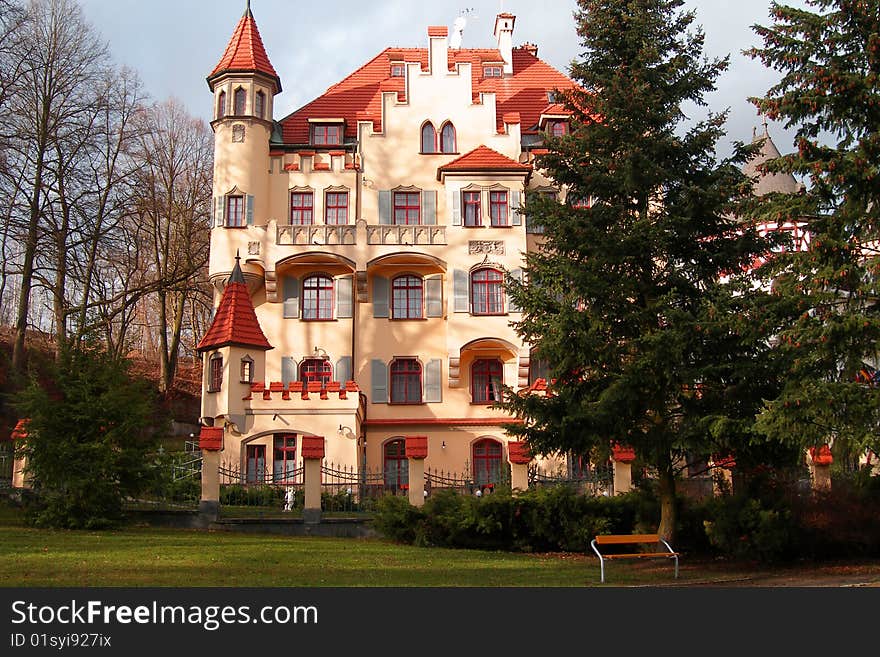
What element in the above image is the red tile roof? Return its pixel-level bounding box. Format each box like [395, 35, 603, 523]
[208, 5, 281, 92]
[428, 26, 448, 37]
[438, 145, 531, 178]
[197, 261, 272, 353]
[279, 46, 574, 144]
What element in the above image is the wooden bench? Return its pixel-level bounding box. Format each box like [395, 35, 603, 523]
[590, 533, 679, 583]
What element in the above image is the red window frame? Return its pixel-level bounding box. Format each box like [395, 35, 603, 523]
[471, 358, 503, 404]
[473, 439, 502, 486]
[299, 358, 333, 386]
[273, 434, 297, 484]
[471, 268, 504, 315]
[290, 192, 314, 225]
[391, 275, 423, 319]
[209, 355, 223, 392]
[393, 192, 421, 225]
[246, 444, 266, 484]
[226, 195, 245, 227]
[234, 87, 246, 115]
[302, 275, 334, 320]
[548, 120, 569, 137]
[463, 191, 481, 227]
[255, 90, 265, 119]
[325, 191, 348, 225]
[420, 122, 437, 154]
[390, 358, 422, 404]
[489, 191, 509, 227]
[217, 90, 227, 119]
[383, 439, 409, 490]
[440, 122, 456, 153]
[311, 124, 342, 146]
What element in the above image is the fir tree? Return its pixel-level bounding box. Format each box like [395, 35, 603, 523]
[745, 0, 880, 461]
[14, 344, 162, 528]
[500, 0, 779, 540]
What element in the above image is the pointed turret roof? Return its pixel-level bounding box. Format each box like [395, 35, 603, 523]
[207, 2, 281, 93]
[743, 121, 801, 196]
[197, 256, 272, 353]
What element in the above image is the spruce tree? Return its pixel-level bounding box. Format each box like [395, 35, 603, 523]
[746, 1, 880, 461]
[501, 0, 778, 540]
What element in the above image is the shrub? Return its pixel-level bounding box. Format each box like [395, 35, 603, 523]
[702, 496, 796, 563]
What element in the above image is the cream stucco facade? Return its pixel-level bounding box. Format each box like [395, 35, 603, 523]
[199, 8, 576, 490]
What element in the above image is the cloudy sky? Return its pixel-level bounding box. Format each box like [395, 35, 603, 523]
[77, 0, 810, 158]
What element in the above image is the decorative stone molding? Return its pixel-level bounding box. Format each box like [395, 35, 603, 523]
[248, 241, 260, 256]
[518, 353, 530, 389]
[265, 270, 277, 302]
[468, 240, 505, 255]
[448, 355, 461, 387]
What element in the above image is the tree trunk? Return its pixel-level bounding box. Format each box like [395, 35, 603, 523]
[656, 452, 677, 545]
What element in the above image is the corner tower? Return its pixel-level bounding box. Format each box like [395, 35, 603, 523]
[207, 1, 280, 271]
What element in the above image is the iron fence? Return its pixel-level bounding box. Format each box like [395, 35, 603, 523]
[528, 461, 614, 496]
[218, 462, 305, 516]
[123, 451, 202, 511]
[320, 463, 390, 513]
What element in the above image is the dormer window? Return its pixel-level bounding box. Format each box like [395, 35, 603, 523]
[234, 87, 246, 116]
[310, 123, 343, 146]
[390, 63, 405, 77]
[547, 91, 558, 103]
[483, 65, 503, 78]
[255, 90, 265, 119]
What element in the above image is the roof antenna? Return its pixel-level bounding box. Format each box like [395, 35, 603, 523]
[450, 8, 477, 49]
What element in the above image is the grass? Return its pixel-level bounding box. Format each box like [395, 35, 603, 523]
[0, 501, 688, 587]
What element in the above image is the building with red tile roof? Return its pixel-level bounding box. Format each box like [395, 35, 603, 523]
[199, 4, 583, 495]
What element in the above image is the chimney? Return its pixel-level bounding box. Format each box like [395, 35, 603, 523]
[522, 42, 538, 58]
[428, 25, 449, 75]
[494, 13, 516, 75]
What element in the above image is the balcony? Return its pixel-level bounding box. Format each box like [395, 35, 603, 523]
[366, 225, 446, 246]
[277, 224, 356, 246]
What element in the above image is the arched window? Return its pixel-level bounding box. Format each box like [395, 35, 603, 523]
[299, 358, 333, 386]
[255, 90, 266, 119]
[391, 275, 423, 319]
[302, 275, 334, 320]
[471, 359, 503, 403]
[420, 122, 436, 153]
[472, 439, 502, 486]
[440, 122, 456, 153]
[384, 439, 409, 491]
[390, 358, 422, 404]
[217, 90, 227, 119]
[234, 87, 247, 115]
[470, 268, 504, 315]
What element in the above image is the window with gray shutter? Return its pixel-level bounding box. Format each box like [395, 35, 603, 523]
[336, 276, 353, 318]
[424, 359, 442, 402]
[453, 269, 469, 313]
[425, 275, 443, 317]
[335, 356, 352, 389]
[450, 189, 461, 226]
[246, 194, 255, 225]
[371, 359, 388, 403]
[216, 196, 226, 227]
[506, 268, 523, 312]
[511, 190, 522, 226]
[282, 276, 300, 318]
[378, 190, 392, 225]
[373, 275, 389, 318]
[281, 357, 297, 386]
[422, 190, 437, 225]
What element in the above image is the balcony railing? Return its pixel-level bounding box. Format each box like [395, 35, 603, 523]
[277, 224, 356, 246]
[366, 225, 446, 246]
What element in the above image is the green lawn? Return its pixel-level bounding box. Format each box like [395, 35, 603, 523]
[0, 502, 689, 587]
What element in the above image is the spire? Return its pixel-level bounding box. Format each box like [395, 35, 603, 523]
[196, 258, 272, 353]
[229, 250, 246, 284]
[743, 122, 801, 196]
[207, 4, 281, 93]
